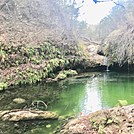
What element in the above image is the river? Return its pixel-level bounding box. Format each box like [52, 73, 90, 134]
[0, 72, 134, 134]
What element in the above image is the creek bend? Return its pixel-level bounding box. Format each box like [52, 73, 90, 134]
[0, 72, 134, 134]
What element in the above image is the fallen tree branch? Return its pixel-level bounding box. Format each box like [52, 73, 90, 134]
[31, 100, 48, 110]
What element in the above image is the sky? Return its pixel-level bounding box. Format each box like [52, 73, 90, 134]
[76, 0, 115, 25]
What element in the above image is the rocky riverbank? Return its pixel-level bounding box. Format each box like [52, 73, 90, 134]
[59, 104, 134, 134]
[0, 41, 104, 91]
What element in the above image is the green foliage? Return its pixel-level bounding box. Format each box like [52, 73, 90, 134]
[118, 100, 128, 106]
[49, 58, 65, 69]
[0, 39, 85, 89]
[26, 48, 35, 58]
[30, 57, 41, 65]
[98, 125, 104, 134]
[107, 119, 113, 124]
[0, 82, 8, 91]
[49, 59, 60, 68]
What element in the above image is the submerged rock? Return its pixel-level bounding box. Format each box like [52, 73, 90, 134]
[13, 98, 26, 104]
[58, 116, 66, 121]
[46, 124, 51, 128]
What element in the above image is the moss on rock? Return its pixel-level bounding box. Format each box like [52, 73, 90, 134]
[56, 69, 78, 80]
[63, 69, 78, 77]
[118, 100, 128, 106]
[56, 73, 67, 80]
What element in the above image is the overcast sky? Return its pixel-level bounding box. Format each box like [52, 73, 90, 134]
[76, 0, 115, 25]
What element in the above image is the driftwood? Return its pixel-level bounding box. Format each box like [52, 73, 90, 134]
[0, 109, 58, 121]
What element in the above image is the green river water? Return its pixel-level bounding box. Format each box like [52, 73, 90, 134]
[0, 72, 134, 134]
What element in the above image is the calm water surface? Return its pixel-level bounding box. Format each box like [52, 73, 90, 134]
[0, 72, 134, 134]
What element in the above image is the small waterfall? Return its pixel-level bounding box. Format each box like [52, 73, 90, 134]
[127, 60, 130, 73]
[103, 56, 110, 72]
[106, 65, 109, 72]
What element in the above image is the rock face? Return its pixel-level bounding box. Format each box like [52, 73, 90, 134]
[59, 105, 134, 134]
[0, 110, 58, 121]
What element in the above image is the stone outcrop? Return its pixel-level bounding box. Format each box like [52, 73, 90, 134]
[59, 105, 134, 134]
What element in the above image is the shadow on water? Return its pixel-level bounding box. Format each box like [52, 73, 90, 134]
[0, 72, 134, 133]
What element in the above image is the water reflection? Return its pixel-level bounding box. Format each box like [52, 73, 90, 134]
[80, 77, 102, 115]
[0, 72, 134, 134]
[74, 72, 134, 116]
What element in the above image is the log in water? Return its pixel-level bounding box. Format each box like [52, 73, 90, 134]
[0, 109, 58, 121]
